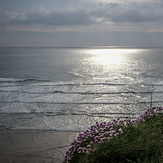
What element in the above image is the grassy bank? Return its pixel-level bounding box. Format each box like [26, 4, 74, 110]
[64, 107, 163, 163]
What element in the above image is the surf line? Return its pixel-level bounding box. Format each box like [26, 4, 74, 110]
[1, 100, 163, 105]
[0, 90, 163, 95]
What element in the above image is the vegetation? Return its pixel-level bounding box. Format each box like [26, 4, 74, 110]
[64, 107, 163, 163]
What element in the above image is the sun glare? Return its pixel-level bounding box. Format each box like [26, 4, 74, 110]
[87, 49, 136, 65]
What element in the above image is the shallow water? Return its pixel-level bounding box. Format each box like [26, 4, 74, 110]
[0, 47, 163, 131]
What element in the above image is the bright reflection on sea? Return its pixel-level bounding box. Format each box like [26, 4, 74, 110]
[87, 49, 138, 66]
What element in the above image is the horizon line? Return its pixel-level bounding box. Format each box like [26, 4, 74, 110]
[0, 45, 163, 49]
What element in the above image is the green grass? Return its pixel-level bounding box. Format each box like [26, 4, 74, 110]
[69, 113, 163, 163]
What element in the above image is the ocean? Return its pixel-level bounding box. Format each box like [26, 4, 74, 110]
[0, 47, 163, 132]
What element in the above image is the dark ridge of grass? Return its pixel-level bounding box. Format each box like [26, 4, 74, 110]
[68, 113, 163, 163]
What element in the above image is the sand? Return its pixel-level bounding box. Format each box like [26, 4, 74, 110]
[0, 129, 79, 163]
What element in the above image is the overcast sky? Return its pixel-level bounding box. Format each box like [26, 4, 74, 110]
[0, 0, 163, 47]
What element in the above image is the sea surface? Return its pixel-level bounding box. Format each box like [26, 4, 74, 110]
[0, 47, 163, 132]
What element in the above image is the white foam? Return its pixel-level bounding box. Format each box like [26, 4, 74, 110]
[0, 77, 162, 131]
[0, 78, 25, 82]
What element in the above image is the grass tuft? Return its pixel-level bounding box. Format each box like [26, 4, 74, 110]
[64, 107, 163, 163]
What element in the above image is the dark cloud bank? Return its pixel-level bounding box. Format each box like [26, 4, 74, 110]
[0, 0, 163, 47]
[0, 1, 163, 27]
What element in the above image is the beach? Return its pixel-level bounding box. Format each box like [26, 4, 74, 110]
[0, 129, 79, 163]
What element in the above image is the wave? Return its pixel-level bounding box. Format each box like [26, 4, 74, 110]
[0, 123, 84, 132]
[0, 78, 25, 82]
[0, 77, 163, 87]
[0, 127, 84, 133]
[0, 80, 163, 88]
[31, 82, 163, 87]
[0, 110, 136, 122]
[28, 83, 128, 87]
[0, 90, 162, 95]
[1, 100, 163, 105]
[0, 78, 49, 83]
[0, 84, 19, 87]
[0, 111, 134, 116]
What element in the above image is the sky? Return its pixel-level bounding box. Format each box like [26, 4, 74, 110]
[0, 0, 163, 47]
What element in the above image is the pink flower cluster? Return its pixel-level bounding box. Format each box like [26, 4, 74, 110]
[64, 107, 163, 163]
[134, 106, 163, 124]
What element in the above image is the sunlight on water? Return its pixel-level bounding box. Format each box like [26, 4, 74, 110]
[87, 49, 138, 65]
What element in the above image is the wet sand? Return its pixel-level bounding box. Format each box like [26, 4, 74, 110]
[0, 129, 79, 163]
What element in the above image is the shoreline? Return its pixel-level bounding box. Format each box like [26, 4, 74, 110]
[0, 129, 79, 163]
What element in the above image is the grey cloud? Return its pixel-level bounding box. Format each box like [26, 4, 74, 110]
[0, 9, 95, 27]
[0, 1, 163, 30]
[95, 2, 163, 23]
[39, 10, 94, 26]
